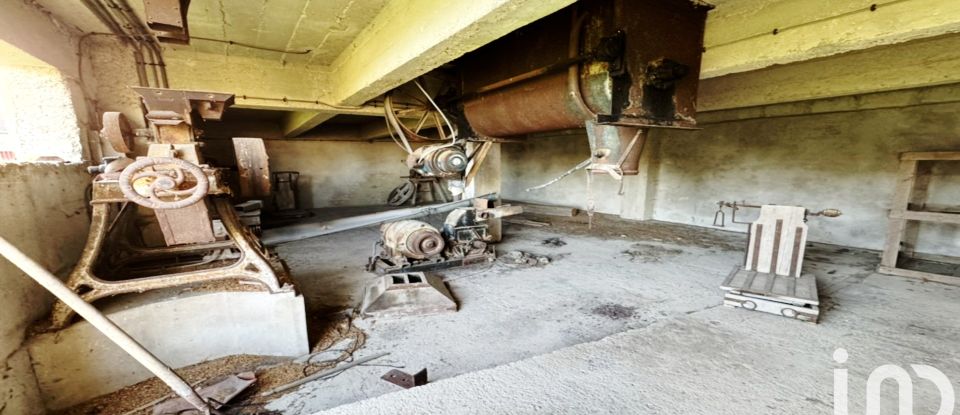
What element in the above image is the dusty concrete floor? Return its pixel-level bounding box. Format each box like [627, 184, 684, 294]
[264, 210, 960, 414]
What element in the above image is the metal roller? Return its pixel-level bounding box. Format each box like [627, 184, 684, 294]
[406, 145, 468, 177]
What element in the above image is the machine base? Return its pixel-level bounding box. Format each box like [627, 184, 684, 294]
[720, 266, 820, 323]
[361, 272, 457, 318]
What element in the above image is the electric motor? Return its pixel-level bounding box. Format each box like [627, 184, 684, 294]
[380, 220, 445, 260]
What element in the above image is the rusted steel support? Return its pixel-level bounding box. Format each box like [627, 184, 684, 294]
[50, 198, 289, 328]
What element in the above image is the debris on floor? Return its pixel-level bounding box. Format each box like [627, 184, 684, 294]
[541, 237, 566, 247]
[499, 250, 551, 267]
[620, 243, 684, 263]
[59, 312, 367, 415]
[537, 212, 743, 251]
[153, 372, 256, 415]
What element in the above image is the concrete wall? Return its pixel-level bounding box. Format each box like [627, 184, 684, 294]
[0, 3, 96, 413]
[0, 64, 85, 162]
[502, 91, 960, 255]
[264, 140, 410, 208]
[0, 164, 90, 415]
[502, 133, 623, 215]
[651, 99, 960, 255]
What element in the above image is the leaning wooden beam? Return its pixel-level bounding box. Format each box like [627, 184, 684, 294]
[0, 237, 213, 414]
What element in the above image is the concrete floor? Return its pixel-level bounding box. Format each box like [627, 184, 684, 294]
[268, 211, 960, 414]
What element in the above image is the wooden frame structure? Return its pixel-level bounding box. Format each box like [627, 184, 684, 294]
[879, 151, 960, 285]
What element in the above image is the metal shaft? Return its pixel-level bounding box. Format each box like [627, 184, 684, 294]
[261, 193, 497, 246]
[259, 352, 390, 397]
[0, 236, 212, 414]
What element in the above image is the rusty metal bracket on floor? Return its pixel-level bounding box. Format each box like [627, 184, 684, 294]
[381, 368, 428, 389]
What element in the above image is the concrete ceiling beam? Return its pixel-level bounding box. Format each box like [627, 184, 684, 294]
[701, 0, 960, 79]
[328, 0, 575, 107]
[282, 111, 339, 137]
[699, 33, 960, 111]
[162, 50, 333, 110]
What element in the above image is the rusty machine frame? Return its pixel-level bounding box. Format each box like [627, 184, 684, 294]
[50, 88, 291, 328]
[459, 0, 711, 183]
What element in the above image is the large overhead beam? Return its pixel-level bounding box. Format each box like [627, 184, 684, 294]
[699, 34, 960, 111]
[282, 112, 339, 137]
[163, 50, 391, 135]
[163, 50, 344, 112]
[328, 0, 575, 107]
[701, 0, 960, 79]
[281, 0, 574, 137]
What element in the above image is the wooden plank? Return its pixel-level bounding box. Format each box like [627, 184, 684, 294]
[900, 151, 960, 161]
[746, 206, 807, 276]
[464, 141, 493, 187]
[232, 137, 271, 199]
[503, 218, 550, 228]
[877, 266, 960, 287]
[895, 211, 960, 225]
[880, 159, 918, 268]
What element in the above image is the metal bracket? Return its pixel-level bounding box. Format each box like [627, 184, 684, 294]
[381, 368, 428, 389]
[132, 87, 235, 126]
[143, 0, 191, 44]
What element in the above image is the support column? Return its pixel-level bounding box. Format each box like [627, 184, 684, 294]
[619, 133, 660, 221]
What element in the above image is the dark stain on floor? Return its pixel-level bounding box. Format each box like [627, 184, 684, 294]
[591, 303, 637, 320]
[621, 243, 684, 263]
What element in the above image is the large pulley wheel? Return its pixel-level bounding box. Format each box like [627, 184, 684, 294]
[118, 157, 209, 209]
[387, 181, 415, 206]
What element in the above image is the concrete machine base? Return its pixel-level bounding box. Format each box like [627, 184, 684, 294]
[28, 290, 309, 411]
[361, 272, 457, 318]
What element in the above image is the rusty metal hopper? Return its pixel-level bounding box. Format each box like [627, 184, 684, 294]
[360, 272, 457, 318]
[459, 0, 711, 175]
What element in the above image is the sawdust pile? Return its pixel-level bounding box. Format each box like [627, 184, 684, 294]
[58, 312, 366, 415]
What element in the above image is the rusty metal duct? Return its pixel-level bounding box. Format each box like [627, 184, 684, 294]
[460, 0, 711, 175]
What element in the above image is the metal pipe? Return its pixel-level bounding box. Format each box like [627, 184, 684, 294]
[102, 0, 162, 88]
[114, 0, 170, 88]
[468, 55, 589, 98]
[568, 9, 597, 120]
[0, 237, 213, 414]
[259, 352, 389, 397]
[262, 194, 498, 246]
